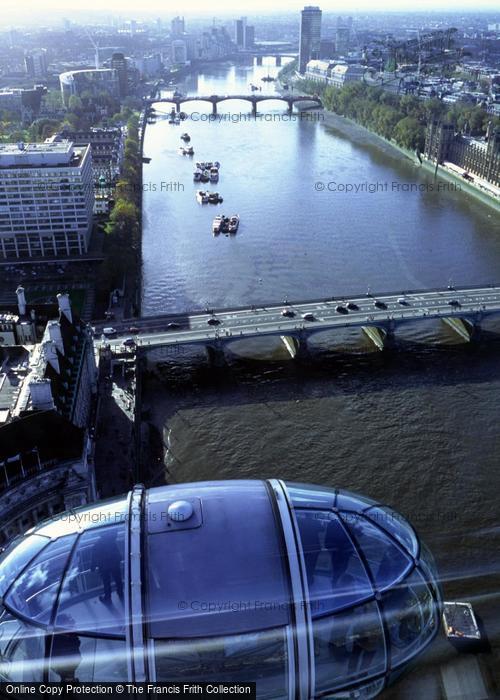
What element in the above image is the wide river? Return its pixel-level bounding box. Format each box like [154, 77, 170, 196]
[141, 58, 500, 697]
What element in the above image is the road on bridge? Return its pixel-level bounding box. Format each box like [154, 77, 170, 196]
[93, 286, 500, 352]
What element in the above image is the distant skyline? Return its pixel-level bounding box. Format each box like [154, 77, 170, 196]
[2, 0, 500, 25]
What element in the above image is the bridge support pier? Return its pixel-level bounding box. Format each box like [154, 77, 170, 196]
[442, 317, 473, 342]
[212, 101, 217, 116]
[287, 101, 293, 115]
[175, 101, 180, 113]
[362, 326, 387, 351]
[256, 56, 263, 65]
[276, 56, 282, 66]
[251, 101, 257, 117]
[281, 333, 309, 360]
[205, 342, 226, 368]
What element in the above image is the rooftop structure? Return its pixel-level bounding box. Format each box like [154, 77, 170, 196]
[0, 480, 441, 695]
[0, 292, 97, 544]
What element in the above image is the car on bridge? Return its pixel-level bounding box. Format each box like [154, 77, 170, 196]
[122, 337, 136, 347]
[336, 305, 348, 315]
[397, 298, 409, 306]
[448, 299, 461, 307]
[346, 302, 359, 311]
[167, 322, 181, 330]
[374, 300, 388, 310]
[207, 317, 221, 325]
[281, 308, 295, 317]
[128, 326, 140, 334]
[302, 312, 315, 321]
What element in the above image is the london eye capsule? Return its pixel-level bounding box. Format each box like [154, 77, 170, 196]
[0, 480, 441, 697]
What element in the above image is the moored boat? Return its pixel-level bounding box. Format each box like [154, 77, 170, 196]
[196, 190, 209, 204]
[228, 214, 240, 234]
[208, 192, 223, 204]
[212, 215, 224, 233]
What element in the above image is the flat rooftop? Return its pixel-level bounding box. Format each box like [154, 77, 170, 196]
[0, 141, 87, 169]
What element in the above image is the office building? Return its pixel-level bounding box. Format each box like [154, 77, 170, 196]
[110, 52, 128, 98]
[0, 141, 94, 259]
[245, 25, 255, 49]
[24, 49, 48, 78]
[59, 69, 120, 107]
[335, 17, 351, 56]
[299, 6, 322, 74]
[171, 16, 185, 37]
[234, 17, 255, 50]
[171, 40, 188, 65]
[0, 86, 46, 123]
[305, 60, 365, 87]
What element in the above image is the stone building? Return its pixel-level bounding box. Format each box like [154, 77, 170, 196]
[424, 120, 500, 187]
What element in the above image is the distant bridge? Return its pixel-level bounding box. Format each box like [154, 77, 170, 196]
[148, 93, 323, 116]
[95, 285, 500, 365]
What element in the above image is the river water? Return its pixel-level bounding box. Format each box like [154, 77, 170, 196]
[141, 58, 500, 696]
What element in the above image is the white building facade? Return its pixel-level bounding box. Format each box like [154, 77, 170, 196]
[0, 141, 94, 259]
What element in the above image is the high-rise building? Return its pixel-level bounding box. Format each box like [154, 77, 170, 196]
[245, 25, 255, 49]
[171, 40, 188, 65]
[24, 49, 48, 78]
[235, 17, 247, 48]
[335, 16, 351, 56]
[111, 52, 128, 98]
[171, 16, 185, 37]
[299, 6, 322, 74]
[0, 141, 94, 259]
[234, 17, 254, 50]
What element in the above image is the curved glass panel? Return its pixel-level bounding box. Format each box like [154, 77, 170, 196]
[382, 569, 438, 669]
[0, 535, 49, 597]
[418, 542, 442, 602]
[55, 525, 125, 636]
[154, 627, 289, 699]
[364, 506, 419, 558]
[146, 483, 290, 638]
[49, 635, 127, 682]
[5, 534, 77, 625]
[313, 601, 386, 695]
[27, 496, 128, 539]
[286, 483, 336, 510]
[335, 490, 378, 514]
[0, 609, 46, 681]
[295, 510, 373, 616]
[341, 515, 412, 592]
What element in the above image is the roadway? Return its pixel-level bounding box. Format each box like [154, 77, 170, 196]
[93, 286, 500, 351]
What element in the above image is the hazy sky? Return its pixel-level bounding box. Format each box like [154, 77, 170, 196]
[3, 0, 500, 20]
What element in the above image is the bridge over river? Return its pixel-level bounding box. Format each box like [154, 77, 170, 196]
[148, 93, 323, 116]
[96, 285, 500, 364]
